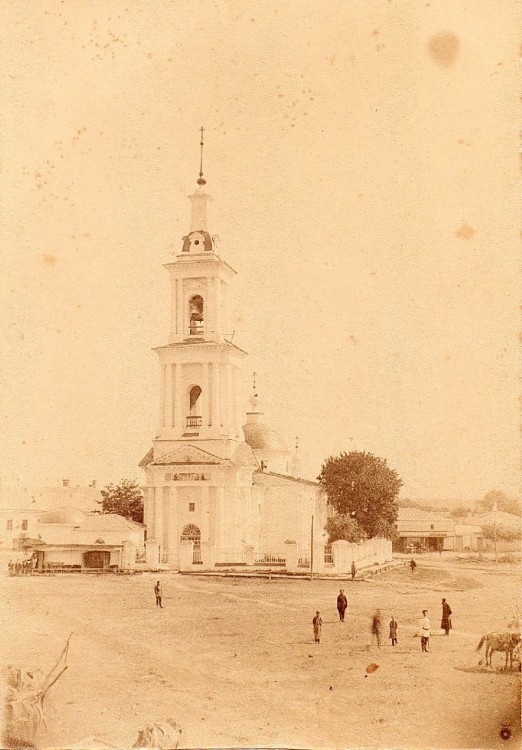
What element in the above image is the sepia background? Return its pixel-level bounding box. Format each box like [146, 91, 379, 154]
[1, 0, 519, 502]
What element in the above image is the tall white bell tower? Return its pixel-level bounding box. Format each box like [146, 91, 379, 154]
[140, 130, 258, 570]
[153, 132, 248, 459]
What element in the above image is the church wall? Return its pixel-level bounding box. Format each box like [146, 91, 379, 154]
[253, 480, 327, 555]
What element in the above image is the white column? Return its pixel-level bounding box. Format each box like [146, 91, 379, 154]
[155, 488, 164, 560]
[144, 486, 154, 533]
[214, 277, 221, 336]
[232, 366, 239, 437]
[216, 486, 225, 555]
[220, 364, 227, 431]
[171, 278, 177, 338]
[212, 360, 220, 429]
[176, 279, 184, 336]
[167, 487, 179, 566]
[174, 363, 183, 431]
[201, 485, 210, 541]
[227, 364, 234, 435]
[165, 364, 173, 429]
[162, 486, 170, 556]
[159, 365, 166, 429]
[202, 363, 210, 427]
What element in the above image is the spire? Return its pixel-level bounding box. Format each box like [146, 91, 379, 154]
[188, 127, 212, 233]
[197, 126, 206, 186]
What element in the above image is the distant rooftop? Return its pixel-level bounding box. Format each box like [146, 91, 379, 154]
[397, 507, 449, 522]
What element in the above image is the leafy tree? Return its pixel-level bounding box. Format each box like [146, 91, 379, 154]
[98, 479, 144, 523]
[318, 451, 402, 539]
[482, 524, 521, 542]
[476, 490, 521, 517]
[325, 514, 366, 544]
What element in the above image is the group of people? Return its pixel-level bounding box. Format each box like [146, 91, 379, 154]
[370, 609, 398, 647]
[313, 590, 452, 648]
[8, 558, 37, 575]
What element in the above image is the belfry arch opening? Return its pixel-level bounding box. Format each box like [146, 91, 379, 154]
[187, 385, 202, 428]
[189, 295, 204, 335]
[181, 523, 201, 564]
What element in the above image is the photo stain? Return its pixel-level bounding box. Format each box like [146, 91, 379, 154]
[428, 31, 459, 68]
[455, 221, 475, 240]
[42, 254, 57, 266]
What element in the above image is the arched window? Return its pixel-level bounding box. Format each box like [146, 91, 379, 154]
[187, 385, 202, 428]
[181, 524, 201, 564]
[189, 295, 204, 335]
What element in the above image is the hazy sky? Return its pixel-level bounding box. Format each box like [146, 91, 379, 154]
[2, 1, 519, 500]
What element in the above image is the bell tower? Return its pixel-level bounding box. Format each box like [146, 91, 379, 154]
[151, 130, 249, 458]
[140, 130, 258, 571]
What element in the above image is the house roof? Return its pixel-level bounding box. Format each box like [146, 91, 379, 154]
[81, 514, 144, 531]
[397, 507, 448, 522]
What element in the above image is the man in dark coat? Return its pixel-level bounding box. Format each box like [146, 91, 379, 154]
[154, 580, 164, 608]
[371, 609, 382, 648]
[336, 589, 348, 621]
[441, 598, 452, 635]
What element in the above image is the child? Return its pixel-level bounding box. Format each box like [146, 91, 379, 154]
[389, 616, 398, 646]
[313, 610, 322, 643]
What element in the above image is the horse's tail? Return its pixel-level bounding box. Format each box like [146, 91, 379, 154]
[476, 635, 486, 652]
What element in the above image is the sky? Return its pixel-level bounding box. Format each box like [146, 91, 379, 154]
[1, 1, 520, 501]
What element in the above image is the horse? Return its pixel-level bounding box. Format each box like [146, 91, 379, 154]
[476, 632, 521, 670]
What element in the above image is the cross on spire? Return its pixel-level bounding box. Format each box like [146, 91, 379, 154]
[253, 371, 257, 391]
[197, 126, 206, 186]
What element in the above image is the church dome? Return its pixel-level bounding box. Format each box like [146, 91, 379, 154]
[39, 508, 86, 526]
[242, 387, 290, 454]
[243, 420, 289, 452]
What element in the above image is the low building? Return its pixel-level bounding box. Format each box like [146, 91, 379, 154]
[0, 480, 101, 550]
[395, 507, 453, 552]
[451, 523, 484, 552]
[14, 508, 145, 571]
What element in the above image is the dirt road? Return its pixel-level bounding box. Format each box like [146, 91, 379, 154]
[1, 557, 519, 749]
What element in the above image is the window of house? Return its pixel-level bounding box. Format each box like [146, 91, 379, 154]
[189, 503, 195, 512]
[430, 524, 434, 530]
[22, 519, 28, 531]
[7, 519, 12, 530]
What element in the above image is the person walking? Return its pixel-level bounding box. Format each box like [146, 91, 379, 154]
[351, 561, 357, 581]
[313, 611, 322, 643]
[154, 580, 164, 608]
[389, 616, 398, 646]
[336, 589, 348, 621]
[420, 610, 430, 652]
[441, 598, 452, 635]
[371, 609, 382, 648]
[410, 558, 417, 575]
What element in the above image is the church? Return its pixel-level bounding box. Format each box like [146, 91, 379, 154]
[139, 145, 328, 571]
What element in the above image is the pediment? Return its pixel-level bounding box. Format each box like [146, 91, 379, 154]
[151, 444, 228, 466]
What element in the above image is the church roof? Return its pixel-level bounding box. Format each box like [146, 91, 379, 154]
[253, 470, 321, 488]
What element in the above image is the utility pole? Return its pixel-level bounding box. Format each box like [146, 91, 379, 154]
[493, 503, 498, 562]
[310, 515, 314, 581]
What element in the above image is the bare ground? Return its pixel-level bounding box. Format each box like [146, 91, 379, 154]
[1, 556, 520, 749]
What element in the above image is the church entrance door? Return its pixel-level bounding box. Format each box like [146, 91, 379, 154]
[181, 524, 201, 564]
